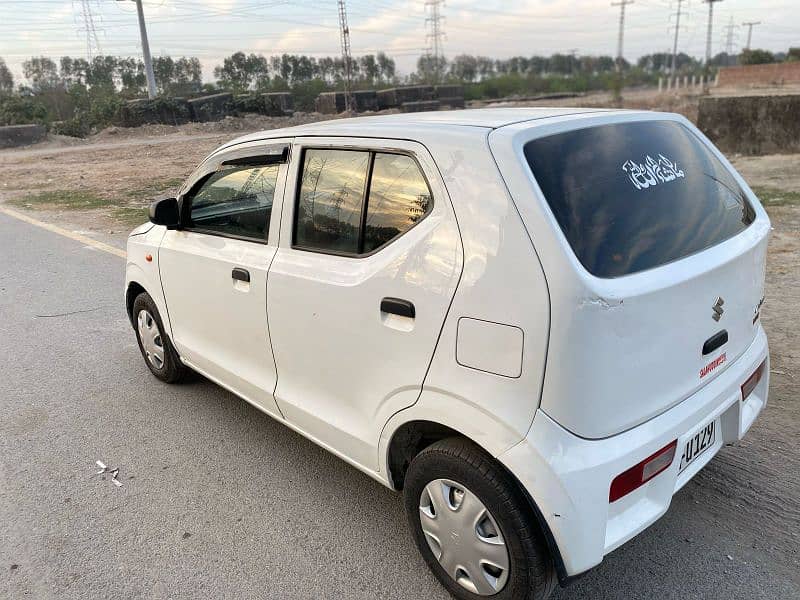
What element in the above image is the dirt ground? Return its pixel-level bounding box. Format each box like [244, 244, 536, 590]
[0, 103, 798, 593]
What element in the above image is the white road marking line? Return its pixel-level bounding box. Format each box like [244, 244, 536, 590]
[0, 205, 126, 259]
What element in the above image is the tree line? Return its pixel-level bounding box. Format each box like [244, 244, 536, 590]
[1, 46, 798, 135]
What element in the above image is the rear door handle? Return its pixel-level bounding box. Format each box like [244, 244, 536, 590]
[232, 267, 250, 283]
[381, 297, 415, 318]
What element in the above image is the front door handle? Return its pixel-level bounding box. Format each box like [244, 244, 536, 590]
[232, 267, 250, 283]
[381, 297, 415, 318]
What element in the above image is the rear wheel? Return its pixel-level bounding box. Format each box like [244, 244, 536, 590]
[404, 438, 556, 600]
[132, 292, 187, 384]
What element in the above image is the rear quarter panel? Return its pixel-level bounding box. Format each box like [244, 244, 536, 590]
[381, 127, 550, 461]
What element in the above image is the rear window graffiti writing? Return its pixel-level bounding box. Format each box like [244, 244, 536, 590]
[622, 154, 685, 190]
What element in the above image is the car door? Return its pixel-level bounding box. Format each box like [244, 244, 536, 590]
[267, 138, 463, 471]
[159, 140, 290, 418]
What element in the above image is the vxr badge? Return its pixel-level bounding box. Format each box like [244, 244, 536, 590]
[712, 297, 725, 322]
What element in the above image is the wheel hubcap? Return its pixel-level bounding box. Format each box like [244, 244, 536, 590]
[137, 309, 165, 369]
[419, 479, 510, 595]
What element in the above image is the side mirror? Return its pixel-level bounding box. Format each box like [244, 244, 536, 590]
[149, 197, 180, 228]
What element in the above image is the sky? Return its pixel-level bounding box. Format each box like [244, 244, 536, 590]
[1, 0, 798, 84]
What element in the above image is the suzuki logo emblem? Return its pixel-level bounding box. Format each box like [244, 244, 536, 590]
[712, 297, 725, 322]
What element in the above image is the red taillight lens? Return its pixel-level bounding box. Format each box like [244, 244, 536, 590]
[741, 359, 766, 401]
[609, 440, 677, 503]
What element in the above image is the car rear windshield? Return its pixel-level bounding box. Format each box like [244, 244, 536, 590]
[523, 120, 755, 278]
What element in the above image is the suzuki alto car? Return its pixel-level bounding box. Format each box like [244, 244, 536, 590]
[125, 108, 770, 599]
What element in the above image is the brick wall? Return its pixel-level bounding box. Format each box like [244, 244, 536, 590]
[717, 62, 800, 87]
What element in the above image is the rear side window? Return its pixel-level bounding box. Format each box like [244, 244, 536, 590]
[188, 164, 279, 240]
[295, 148, 432, 255]
[296, 149, 369, 253]
[364, 153, 432, 253]
[524, 120, 755, 278]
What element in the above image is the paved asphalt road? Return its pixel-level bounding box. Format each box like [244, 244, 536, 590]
[1, 212, 798, 600]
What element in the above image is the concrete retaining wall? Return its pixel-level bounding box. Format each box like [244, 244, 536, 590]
[315, 92, 346, 114]
[717, 62, 800, 88]
[697, 94, 800, 155]
[401, 100, 441, 113]
[262, 92, 293, 116]
[116, 98, 192, 127]
[0, 124, 47, 149]
[353, 90, 378, 112]
[187, 93, 233, 122]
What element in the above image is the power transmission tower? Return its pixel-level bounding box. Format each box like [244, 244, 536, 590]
[611, 1, 634, 72]
[75, 0, 102, 60]
[742, 20, 761, 49]
[337, 0, 354, 112]
[117, 0, 157, 99]
[425, 0, 445, 82]
[670, 0, 684, 76]
[723, 16, 738, 56]
[703, 0, 723, 91]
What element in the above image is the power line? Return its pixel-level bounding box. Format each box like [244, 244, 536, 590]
[611, 0, 634, 71]
[337, 0, 354, 112]
[742, 20, 761, 49]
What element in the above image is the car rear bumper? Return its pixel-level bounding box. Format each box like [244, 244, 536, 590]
[498, 325, 769, 577]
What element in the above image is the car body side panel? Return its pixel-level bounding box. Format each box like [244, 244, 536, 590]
[268, 136, 463, 473]
[381, 129, 551, 463]
[125, 225, 169, 333]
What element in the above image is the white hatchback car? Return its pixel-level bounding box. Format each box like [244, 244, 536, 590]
[125, 108, 770, 599]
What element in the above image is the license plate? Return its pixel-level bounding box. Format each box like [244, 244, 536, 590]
[679, 420, 717, 473]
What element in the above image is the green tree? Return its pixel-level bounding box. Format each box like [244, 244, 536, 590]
[416, 53, 447, 83]
[86, 55, 118, 89]
[0, 58, 13, 94]
[376, 52, 395, 83]
[22, 56, 60, 92]
[739, 49, 776, 65]
[214, 52, 269, 92]
[116, 57, 146, 94]
[450, 55, 478, 82]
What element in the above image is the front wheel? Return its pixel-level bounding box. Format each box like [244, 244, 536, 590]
[132, 292, 187, 384]
[404, 438, 556, 600]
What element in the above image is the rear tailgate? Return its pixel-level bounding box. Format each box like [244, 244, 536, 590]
[489, 114, 771, 439]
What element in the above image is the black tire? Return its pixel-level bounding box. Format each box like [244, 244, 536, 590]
[404, 437, 556, 600]
[132, 292, 187, 384]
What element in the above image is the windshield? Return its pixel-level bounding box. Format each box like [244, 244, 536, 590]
[524, 120, 755, 278]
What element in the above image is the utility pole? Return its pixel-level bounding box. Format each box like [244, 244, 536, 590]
[704, 0, 723, 66]
[117, 0, 157, 98]
[670, 0, 683, 77]
[742, 20, 761, 49]
[336, 0, 354, 112]
[425, 0, 445, 83]
[611, 1, 634, 72]
[703, 0, 723, 91]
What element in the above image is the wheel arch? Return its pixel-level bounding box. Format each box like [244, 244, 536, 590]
[383, 416, 572, 587]
[125, 280, 147, 326]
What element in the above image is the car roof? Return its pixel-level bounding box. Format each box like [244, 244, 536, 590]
[216, 107, 624, 153]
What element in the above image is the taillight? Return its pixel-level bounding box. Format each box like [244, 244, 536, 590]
[609, 440, 677, 503]
[741, 359, 766, 401]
